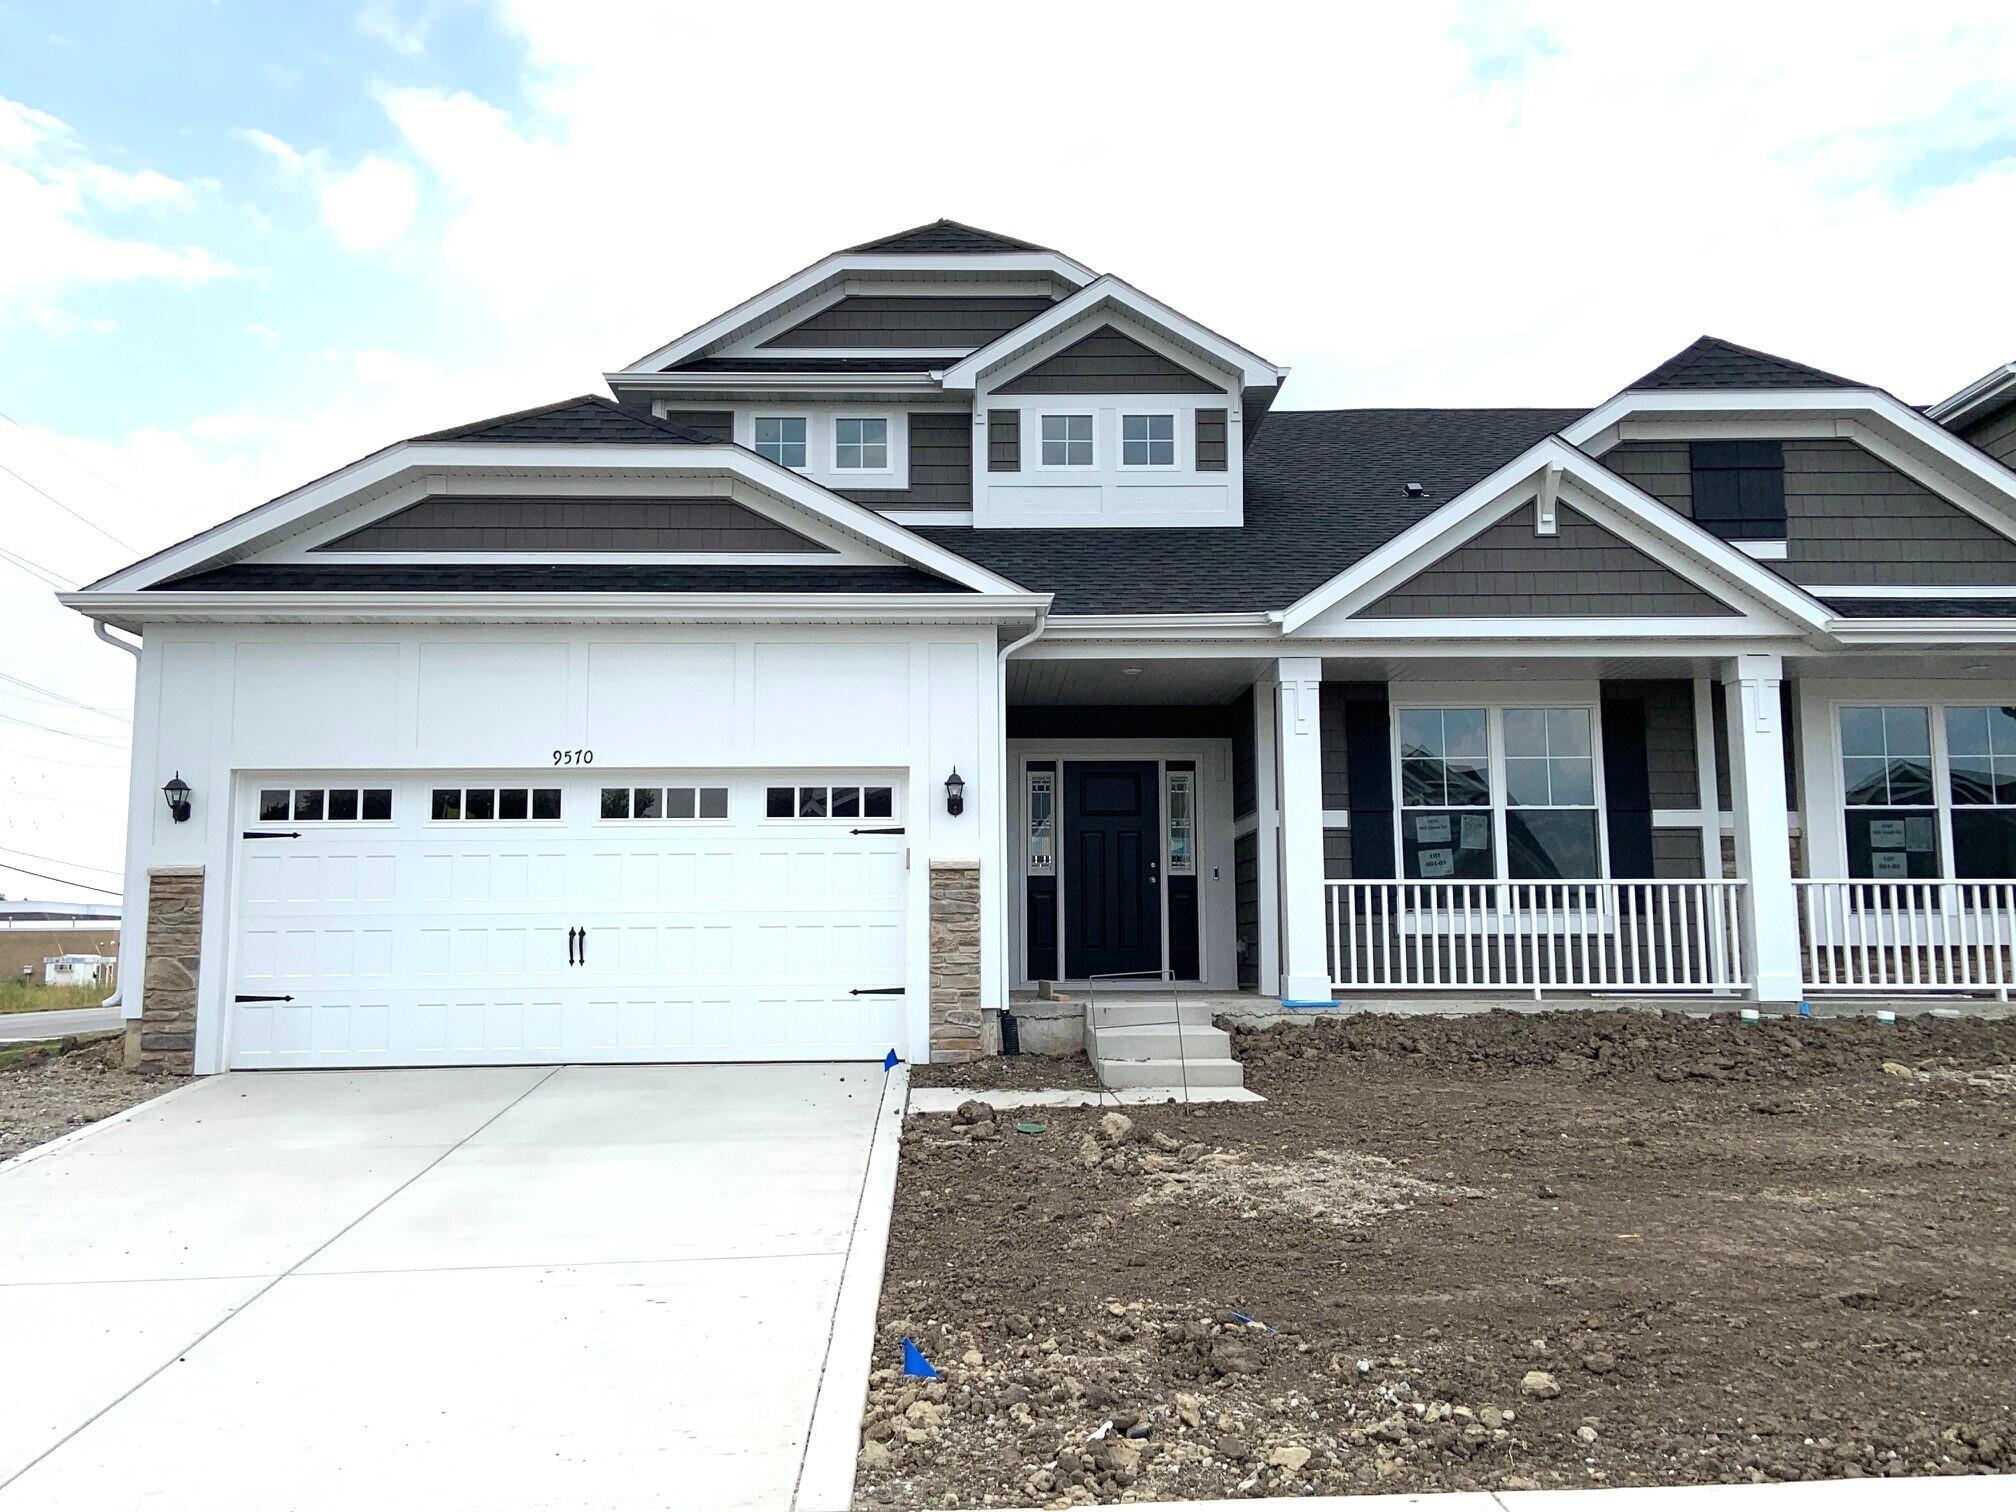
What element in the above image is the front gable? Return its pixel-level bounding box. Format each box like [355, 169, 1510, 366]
[994, 326, 1223, 395]
[316, 493, 835, 555]
[1358, 502, 1740, 618]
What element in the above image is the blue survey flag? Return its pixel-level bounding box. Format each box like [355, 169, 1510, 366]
[884, 1049, 901, 1071]
[901, 1337, 938, 1379]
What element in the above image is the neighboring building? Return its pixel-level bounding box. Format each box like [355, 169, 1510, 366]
[43, 953, 113, 987]
[0, 902, 121, 988]
[59, 220, 2016, 1076]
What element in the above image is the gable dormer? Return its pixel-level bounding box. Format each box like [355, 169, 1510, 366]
[603, 222, 1284, 530]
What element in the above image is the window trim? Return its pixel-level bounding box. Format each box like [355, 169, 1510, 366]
[1035, 411, 1097, 471]
[752, 413, 809, 470]
[425, 785, 564, 824]
[831, 416, 892, 474]
[1389, 700, 1611, 883]
[595, 784, 731, 824]
[762, 782, 898, 823]
[255, 785, 395, 825]
[1119, 412, 1179, 471]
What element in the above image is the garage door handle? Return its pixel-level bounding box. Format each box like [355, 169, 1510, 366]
[234, 993, 294, 1003]
[242, 830, 302, 839]
[567, 927, 578, 966]
[850, 987, 904, 996]
[850, 826, 905, 836]
[577, 927, 587, 965]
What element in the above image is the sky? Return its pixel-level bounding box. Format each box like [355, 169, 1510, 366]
[2, 0, 2014, 904]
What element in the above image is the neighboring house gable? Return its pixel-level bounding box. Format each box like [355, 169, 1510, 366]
[1358, 503, 1740, 618]
[994, 326, 1222, 394]
[1606, 437, 2016, 587]
[317, 496, 832, 554]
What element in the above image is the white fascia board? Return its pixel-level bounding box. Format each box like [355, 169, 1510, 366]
[606, 371, 943, 393]
[1927, 362, 2016, 424]
[1275, 438, 1832, 636]
[615, 251, 1096, 376]
[1301, 616, 1808, 642]
[58, 590, 1051, 631]
[83, 441, 1032, 598]
[1038, 612, 1279, 639]
[1827, 619, 2016, 644]
[938, 275, 1284, 392]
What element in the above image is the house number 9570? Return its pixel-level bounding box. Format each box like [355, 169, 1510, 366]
[552, 749, 594, 766]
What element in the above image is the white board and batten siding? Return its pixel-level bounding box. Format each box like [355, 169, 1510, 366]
[126, 625, 1003, 1073]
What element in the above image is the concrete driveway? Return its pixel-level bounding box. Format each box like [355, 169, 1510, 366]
[0, 1064, 899, 1511]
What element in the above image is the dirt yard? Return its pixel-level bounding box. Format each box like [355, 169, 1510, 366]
[911, 1051, 1103, 1093]
[857, 1010, 2016, 1507]
[0, 1036, 182, 1163]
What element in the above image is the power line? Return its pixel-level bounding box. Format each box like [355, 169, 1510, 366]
[0, 842, 121, 877]
[0, 542, 75, 590]
[0, 456, 141, 554]
[0, 788, 125, 817]
[0, 742, 126, 771]
[0, 710, 128, 749]
[0, 410, 137, 504]
[0, 672, 130, 723]
[0, 858, 120, 897]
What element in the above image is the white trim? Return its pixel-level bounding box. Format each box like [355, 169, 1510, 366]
[1735, 540, 1789, 560]
[1274, 435, 1835, 636]
[940, 274, 1284, 393]
[1928, 362, 2016, 426]
[1322, 808, 1351, 828]
[614, 248, 1095, 376]
[1034, 411, 1097, 470]
[77, 441, 1030, 600]
[1117, 411, 1180, 471]
[830, 415, 894, 477]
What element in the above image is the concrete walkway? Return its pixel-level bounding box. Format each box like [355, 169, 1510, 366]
[0, 1006, 120, 1044]
[0, 1062, 904, 1511]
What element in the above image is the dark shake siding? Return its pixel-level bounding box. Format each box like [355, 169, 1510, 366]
[835, 411, 972, 509]
[1640, 679, 1701, 808]
[1196, 409, 1229, 470]
[1651, 829, 1707, 878]
[656, 409, 735, 443]
[1960, 401, 2016, 467]
[319, 496, 828, 553]
[758, 295, 1053, 349]
[987, 410, 1020, 472]
[1234, 832, 1259, 991]
[1360, 505, 1740, 617]
[1605, 438, 2016, 586]
[997, 327, 1223, 395]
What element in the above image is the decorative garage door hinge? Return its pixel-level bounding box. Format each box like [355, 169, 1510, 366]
[242, 830, 302, 839]
[850, 826, 905, 836]
[234, 993, 294, 1003]
[849, 987, 905, 996]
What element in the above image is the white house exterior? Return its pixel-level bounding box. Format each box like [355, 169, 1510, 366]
[62, 220, 2016, 1075]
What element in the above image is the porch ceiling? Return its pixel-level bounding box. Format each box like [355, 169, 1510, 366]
[1008, 656, 1269, 705]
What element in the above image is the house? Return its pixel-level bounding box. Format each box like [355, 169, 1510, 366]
[60, 220, 2016, 1078]
[0, 901, 120, 991]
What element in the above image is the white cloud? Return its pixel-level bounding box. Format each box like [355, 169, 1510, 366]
[236, 127, 307, 175]
[318, 154, 418, 250]
[357, 2, 434, 57]
[0, 94, 230, 317]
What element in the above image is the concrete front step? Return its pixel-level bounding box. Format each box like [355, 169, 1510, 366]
[1096, 1056, 1248, 1089]
[1086, 999, 1221, 1029]
[1090, 1022, 1234, 1063]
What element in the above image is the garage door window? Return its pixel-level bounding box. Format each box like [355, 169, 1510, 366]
[600, 785, 729, 820]
[259, 786, 392, 823]
[766, 784, 894, 820]
[431, 786, 562, 822]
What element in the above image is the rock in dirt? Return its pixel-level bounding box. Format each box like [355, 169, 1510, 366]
[1174, 1391, 1203, 1429]
[1267, 1444, 1313, 1472]
[1521, 1370, 1561, 1400]
[951, 1098, 995, 1125]
[1880, 1061, 1917, 1079]
[1099, 1111, 1135, 1144]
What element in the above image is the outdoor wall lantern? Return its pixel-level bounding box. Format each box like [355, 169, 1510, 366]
[944, 768, 966, 817]
[162, 772, 192, 823]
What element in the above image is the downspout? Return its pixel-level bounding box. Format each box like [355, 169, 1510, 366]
[92, 621, 141, 1012]
[994, 606, 1049, 1051]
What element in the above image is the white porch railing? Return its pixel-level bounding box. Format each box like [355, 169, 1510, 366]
[1326, 879, 1749, 995]
[1796, 880, 2016, 996]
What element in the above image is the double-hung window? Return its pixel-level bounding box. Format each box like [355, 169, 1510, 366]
[1398, 705, 1605, 881]
[1121, 413, 1175, 467]
[1838, 706, 1938, 879]
[1040, 414, 1093, 467]
[834, 418, 888, 471]
[1945, 707, 2016, 877]
[754, 416, 807, 468]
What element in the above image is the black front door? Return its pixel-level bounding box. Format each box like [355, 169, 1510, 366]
[1063, 761, 1161, 979]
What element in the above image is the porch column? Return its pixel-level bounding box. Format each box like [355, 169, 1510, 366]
[1722, 653, 1801, 1004]
[1276, 656, 1335, 1004]
[1253, 679, 1281, 996]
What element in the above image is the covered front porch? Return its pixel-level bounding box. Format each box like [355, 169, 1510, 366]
[1004, 645, 2016, 1016]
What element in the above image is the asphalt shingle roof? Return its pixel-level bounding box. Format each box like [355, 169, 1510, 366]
[667, 357, 941, 374]
[1822, 596, 2016, 618]
[412, 394, 718, 446]
[918, 408, 1583, 615]
[1628, 336, 1866, 392]
[156, 564, 962, 594]
[842, 219, 1047, 255]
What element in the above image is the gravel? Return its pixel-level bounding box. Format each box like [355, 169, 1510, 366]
[0, 1037, 184, 1163]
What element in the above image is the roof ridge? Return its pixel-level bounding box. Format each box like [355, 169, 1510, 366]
[1627, 334, 1867, 393]
[842, 218, 1048, 255]
[410, 393, 720, 446]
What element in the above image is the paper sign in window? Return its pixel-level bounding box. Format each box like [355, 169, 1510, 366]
[1418, 847, 1455, 878]
[1415, 814, 1452, 844]
[1905, 817, 1936, 853]
[1868, 819, 1906, 849]
[1460, 813, 1490, 851]
[1871, 851, 1909, 878]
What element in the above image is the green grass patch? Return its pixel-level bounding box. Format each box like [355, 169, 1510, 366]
[0, 981, 112, 1016]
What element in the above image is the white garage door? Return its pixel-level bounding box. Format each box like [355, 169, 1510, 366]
[226, 773, 908, 1068]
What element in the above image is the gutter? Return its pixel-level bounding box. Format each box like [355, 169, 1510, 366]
[993, 605, 1047, 1027]
[91, 622, 140, 1013]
